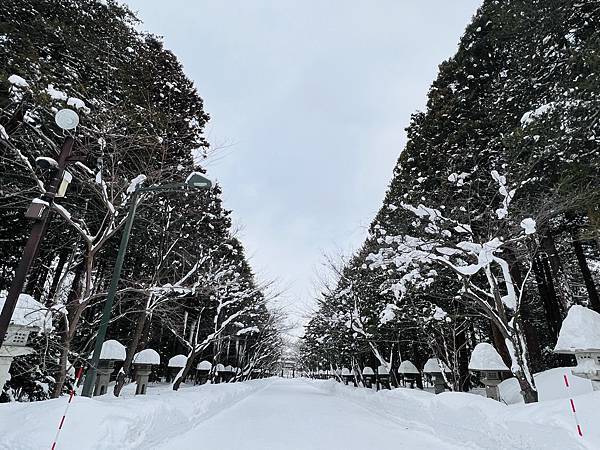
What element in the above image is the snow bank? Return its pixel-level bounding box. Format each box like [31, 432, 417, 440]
[0, 292, 52, 331]
[99, 340, 126, 361]
[309, 378, 593, 449]
[499, 366, 593, 404]
[469, 343, 509, 371]
[132, 349, 160, 365]
[0, 380, 269, 450]
[555, 305, 600, 353]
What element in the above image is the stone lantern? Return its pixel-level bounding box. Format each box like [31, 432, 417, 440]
[341, 367, 355, 386]
[362, 366, 375, 389]
[196, 360, 212, 385]
[132, 348, 160, 395]
[468, 343, 510, 401]
[423, 358, 450, 394]
[223, 365, 235, 382]
[376, 364, 391, 390]
[397, 360, 419, 388]
[93, 339, 126, 396]
[555, 305, 600, 391]
[167, 354, 188, 382]
[0, 293, 49, 391]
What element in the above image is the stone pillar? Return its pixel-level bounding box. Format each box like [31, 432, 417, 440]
[134, 364, 153, 395]
[433, 373, 446, 394]
[196, 369, 210, 385]
[93, 360, 115, 396]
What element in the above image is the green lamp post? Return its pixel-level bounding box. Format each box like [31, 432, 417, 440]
[81, 173, 212, 397]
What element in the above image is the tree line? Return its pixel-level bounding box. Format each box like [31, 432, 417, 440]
[0, 0, 283, 401]
[300, 0, 600, 403]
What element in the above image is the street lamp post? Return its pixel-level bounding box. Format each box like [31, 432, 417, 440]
[0, 110, 80, 348]
[81, 173, 212, 397]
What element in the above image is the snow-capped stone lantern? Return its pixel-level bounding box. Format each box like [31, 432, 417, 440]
[423, 358, 451, 394]
[167, 354, 187, 382]
[341, 367, 355, 386]
[362, 366, 375, 389]
[221, 365, 235, 382]
[468, 343, 510, 401]
[376, 364, 391, 390]
[397, 360, 420, 388]
[196, 360, 212, 385]
[92, 339, 126, 396]
[132, 348, 160, 395]
[554, 305, 600, 391]
[0, 293, 50, 391]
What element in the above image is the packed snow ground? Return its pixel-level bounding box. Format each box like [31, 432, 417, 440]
[0, 376, 598, 449]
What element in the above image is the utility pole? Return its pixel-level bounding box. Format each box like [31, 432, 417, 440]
[0, 136, 75, 347]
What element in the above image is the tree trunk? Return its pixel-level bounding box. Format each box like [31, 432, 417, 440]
[51, 262, 85, 397]
[412, 341, 424, 389]
[571, 229, 600, 311]
[532, 256, 562, 340]
[46, 250, 70, 306]
[456, 329, 470, 392]
[540, 232, 571, 312]
[114, 310, 148, 396]
[173, 347, 200, 391]
[51, 335, 71, 398]
[490, 322, 511, 368]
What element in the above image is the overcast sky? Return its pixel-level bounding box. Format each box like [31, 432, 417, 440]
[124, 0, 482, 335]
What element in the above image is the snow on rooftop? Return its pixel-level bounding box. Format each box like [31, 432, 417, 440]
[554, 305, 600, 353]
[378, 365, 389, 375]
[398, 360, 419, 374]
[216, 364, 226, 372]
[362, 366, 374, 375]
[469, 343, 509, 371]
[341, 368, 351, 375]
[423, 358, 450, 373]
[0, 292, 51, 331]
[133, 348, 160, 365]
[197, 360, 212, 370]
[99, 339, 126, 361]
[168, 354, 188, 368]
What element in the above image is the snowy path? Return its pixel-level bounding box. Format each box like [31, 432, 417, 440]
[154, 378, 463, 450]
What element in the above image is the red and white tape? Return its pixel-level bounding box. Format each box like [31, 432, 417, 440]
[563, 373, 583, 437]
[51, 367, 84, 450]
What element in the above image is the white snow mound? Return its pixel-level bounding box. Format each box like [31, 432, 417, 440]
[133, 348, 160, 365]
[469, 343, 509, 371]
[423, 358, 450, 373]
[99, 339, 126, 361]
[197, 360, 212, 370]
[167, 354, 187, 368]
[398, 360, 419, 374]
[555, 305, 600, 353]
